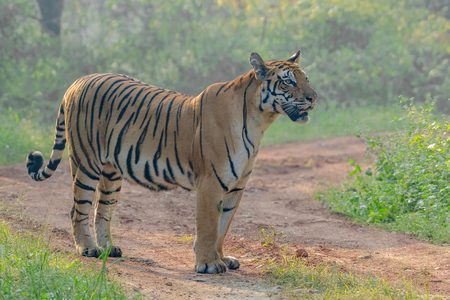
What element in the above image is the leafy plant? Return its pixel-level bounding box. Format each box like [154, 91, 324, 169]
[178, 234, 194, 242]
[320, 96, 450, 243]
[258, 224, 286, 249]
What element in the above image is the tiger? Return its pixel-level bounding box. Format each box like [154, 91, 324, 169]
[26, 50, 317, 274]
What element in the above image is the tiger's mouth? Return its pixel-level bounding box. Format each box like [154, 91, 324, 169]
[282, 102, 312, 124]
[290, 111, 309, 124]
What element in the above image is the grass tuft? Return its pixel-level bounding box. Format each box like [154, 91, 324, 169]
[268, 257, 436, 299]
[0, 220, 137, 299]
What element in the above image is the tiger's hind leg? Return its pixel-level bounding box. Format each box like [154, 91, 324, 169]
[94, 162, 122, 257]
[69, 159, 102, 257]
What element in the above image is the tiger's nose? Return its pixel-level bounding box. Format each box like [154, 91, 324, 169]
[306, 96, 317, 103]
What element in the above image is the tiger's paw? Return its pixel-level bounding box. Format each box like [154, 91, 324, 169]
[195, 259, 227, 274]
[78, 246, 102, 257]
[107, 246, 122, 257]
[221, 256, 240, 269]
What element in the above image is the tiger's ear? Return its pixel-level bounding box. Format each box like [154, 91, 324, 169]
[287, 49, 301, 64]
[250, 52, 269, 80]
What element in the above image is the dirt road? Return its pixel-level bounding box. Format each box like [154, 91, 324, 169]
[1, 135, 449, 299]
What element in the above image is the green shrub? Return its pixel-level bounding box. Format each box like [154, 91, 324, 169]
[320, 96, 450, 243]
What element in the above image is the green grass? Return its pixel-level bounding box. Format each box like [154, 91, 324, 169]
[0, 108, 54, 166]
[267, 257, 437, 299]
[0, 220, 137, 299]
[319, 97, 450, 244]
[262, 104, 405, 146]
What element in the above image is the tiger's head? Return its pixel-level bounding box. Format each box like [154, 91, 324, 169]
[250, 50, 317, 124]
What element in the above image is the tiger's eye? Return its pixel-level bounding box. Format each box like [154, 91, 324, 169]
[285, 79, 293, 85]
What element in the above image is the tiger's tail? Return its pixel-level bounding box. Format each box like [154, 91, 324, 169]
[27, 98, 66, 181]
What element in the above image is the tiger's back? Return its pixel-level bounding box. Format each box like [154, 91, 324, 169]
[65, 73, 199, 191]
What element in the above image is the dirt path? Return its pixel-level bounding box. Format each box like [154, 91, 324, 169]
[1, 135, 449, 299]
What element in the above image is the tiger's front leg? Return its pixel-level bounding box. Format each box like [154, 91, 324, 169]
[194, 178, 227, 274]
[216, 189, 244, 270]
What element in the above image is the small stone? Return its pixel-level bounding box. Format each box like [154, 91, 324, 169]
[295, 249, 309, 258]
[358, 255, 371, 259]
[166, 282, 173, 286]
[308, 289, 321, 294]
[356, 228, 365, 232]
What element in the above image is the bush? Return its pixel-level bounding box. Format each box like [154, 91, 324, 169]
[320, 96, 450, 244]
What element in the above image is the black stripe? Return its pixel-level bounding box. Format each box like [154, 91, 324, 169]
[163, 96, 176, 147]
[173, 131, 185, 175]
[243, 170, 252, 177]
[75, 217, 89, 223]
[222, 206, 236, 212]
[224, 138, 238, 179]
[116, 97, 131, 124]
[187, 171, 194, 186]
[166, 157, 175, 181]
[135, 118, 150, 164]
[96, 131, 103, 165]
[42, 171, 51, 179]
[78, 164, 100, 181]
[175, 97, 188, 135]
[215, 83, 227, 96]
[106, 128, 114, 158]
[222, 81, 234, 94]
[228, 188, 243, 193]
[152, 95, 170, 137]
[211, 163, 228, 192]
[131, 87, 144, 106]
[133, 88, 158, 126]
[75, 208, 88, 216]
[114, 112, 135, 174]
[125, 146, 155, 191]
[163, 169, 175, 185]
[152, 130, 164, 176]
[53, 141, 66, 150]
[99, 186, 122, 195]
[101, 171, 117, 180]
[99, 79, 127, 118]
[98, 200, 117, 205]
[75, 179, 96, 192]
[144, 160, 169, 190]
[199, 92, 206, 159]
[241, 76, 255, 159]
[74, 198, 93, 205]
[47, 159, 61, 171]
[117, 87, 137, 110]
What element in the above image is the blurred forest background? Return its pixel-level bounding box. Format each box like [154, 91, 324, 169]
[1, 0, 450, 164]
